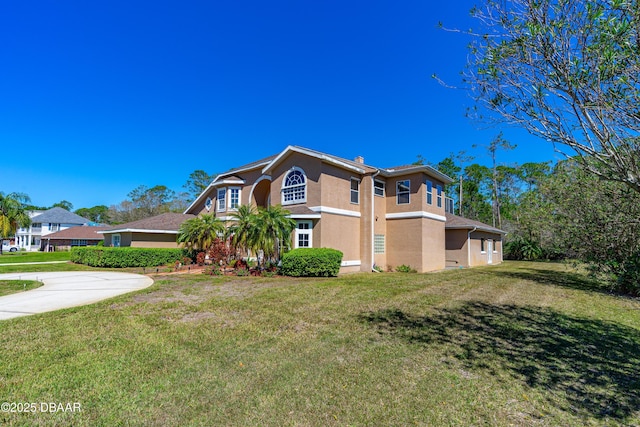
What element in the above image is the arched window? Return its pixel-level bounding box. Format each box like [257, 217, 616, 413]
[282, 167, 306, 204]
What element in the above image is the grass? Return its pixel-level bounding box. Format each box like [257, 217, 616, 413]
[0, 251, 71, 263]
[0, 280, 42, 296]
[1, 261, 639, 426]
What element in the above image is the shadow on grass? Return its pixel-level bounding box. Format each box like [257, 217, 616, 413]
[359, 303, 640, 421]
[489, 265, 610, 294]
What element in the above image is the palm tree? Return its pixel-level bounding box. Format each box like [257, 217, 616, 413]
[253, 205, 296, 266]
[0, 192, 31, 255]
[228, 205, 258, 258]
[177, 214, 226, 251]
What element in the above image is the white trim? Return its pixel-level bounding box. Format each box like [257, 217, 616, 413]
[294, 220, 313, 249]
[216, 216, 235, 221]
[309, 206, 361, 218]
[229, 186, 241, 210]
[350, 176, 360, 205]
[287, 214, 322, 219]
[213, 178, 245, 186]
[282, 166, 307, 205]
[248, 175, 272, 207]
[101, 229, 180, 235]
[374, 179, 385, 197]
[341, 260, 361, 267]
[385, 211, 447, 222]
[217, 187, 227, 212]
[396, 179, 411, 205]
[263, 145, 366, 175]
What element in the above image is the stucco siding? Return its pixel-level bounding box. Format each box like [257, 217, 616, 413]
[129, 233, 180, 248]
[315, 214, 361, 265]
[445, 229, 469, 268]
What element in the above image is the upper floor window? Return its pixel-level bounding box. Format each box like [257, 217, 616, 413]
[230, 188, 240, 210]
[205, 197, 212, 211]
[374, 180, 385, 197]
[426, 180, 433, 205]
[49, 223, 60, 232]
[217, 188, 226, 211]
[397, 180, 410, 204]
[32, 223, 42, 231]
[350, 178, 360, 204]
[436, 185, 443, 208]
[282, 167, 306, 205]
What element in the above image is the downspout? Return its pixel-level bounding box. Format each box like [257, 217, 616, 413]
[467, 226, 477, 268]
[371, 169, 380, 272]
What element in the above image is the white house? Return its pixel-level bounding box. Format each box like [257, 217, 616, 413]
[16, 207, 90, 251]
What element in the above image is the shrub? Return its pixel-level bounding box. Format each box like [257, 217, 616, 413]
[280, 248, 343, 277]
[71, 247, 187, 268]
[203, 265, 222, 276]
[395, 264, 417, 273]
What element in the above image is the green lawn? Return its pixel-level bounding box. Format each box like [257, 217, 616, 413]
[0, 251, 71, 263]
[0, 280, 42, 297]
[1, 261, 639, 426]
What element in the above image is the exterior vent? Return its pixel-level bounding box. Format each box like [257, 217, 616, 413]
[354, 156, 364, 164]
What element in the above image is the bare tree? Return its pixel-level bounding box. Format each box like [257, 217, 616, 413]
[462, 0, 640, 192]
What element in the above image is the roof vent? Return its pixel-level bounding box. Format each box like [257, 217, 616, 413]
[354, 156, 364, 164]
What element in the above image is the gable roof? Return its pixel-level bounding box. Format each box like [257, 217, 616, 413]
[101, 213, 195, 235]
[31, 207, 90, 225]
[45, 226, 109, 241]
[445, 213, 507, 235]
[184, 145, 455, 214]
[262, 145, 377, 175]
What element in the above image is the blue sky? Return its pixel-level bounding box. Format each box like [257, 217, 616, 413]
[2, 0, 559, 210]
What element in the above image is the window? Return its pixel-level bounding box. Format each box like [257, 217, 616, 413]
[49, 223, 60, 232]
[374, 234, 385, 254]
[445, 197, 454, 214]
[205, 197, 212, 211]
[295, 221, 312, 248]
[71, 239, 88, 246]
[31, 223, 42, 231]
[493, 239, 498, 253]
[481, 238, 486, 253]
[113, 235, 121, 247]
[397, 180, 410, 204]
[374, 180, 385, 197]
[350, 178, 360, 204]
[436, 185, 443, 208]
[230, 188, 240, 210]
[217, 188, 226, 211]
[426, 180, 433, 205]
[282, 168, 307, 204]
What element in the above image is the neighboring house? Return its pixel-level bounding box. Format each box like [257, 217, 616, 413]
[101, 213, 195, 248]
[184, 145, 505, 273]
[445, 213, 506, 268]
[16, 207, 90, 251]
[43, 226, 109, 251]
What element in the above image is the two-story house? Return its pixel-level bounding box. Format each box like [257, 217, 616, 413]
[16, 207, 91, 251]
[184, 145, 502, 273]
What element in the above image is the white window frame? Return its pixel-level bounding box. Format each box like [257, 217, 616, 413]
[217, 187, 227, 211]
[436, 184, 443, 208]
[374, 180, 385, 197]
[294, 220, 313, 248]
[396, 180, 410, 205]
[282, 167, 307, 205]
[480, 238, 486, 253]
[350, 177, 360, 204]
[229, 187, 241, 210]
[112, 234, 121, 247]
[426, 180, 433, 205]
[205, 197, 213, 211]
[493, 239, 498, 253]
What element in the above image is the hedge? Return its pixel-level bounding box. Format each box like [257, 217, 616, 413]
[280, 248, 343, 277]
[71, 247, 188, 268]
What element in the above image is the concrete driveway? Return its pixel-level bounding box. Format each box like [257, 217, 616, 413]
[0, 272, 154, 320]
